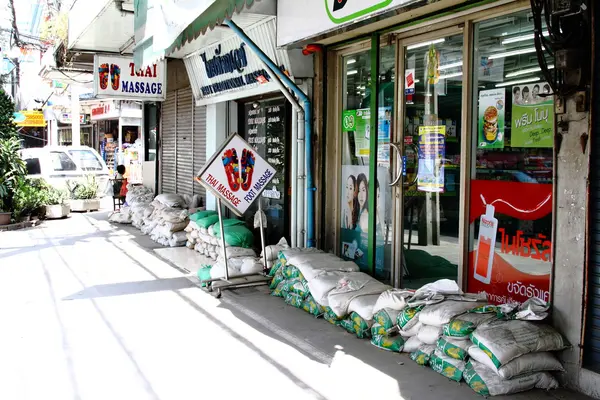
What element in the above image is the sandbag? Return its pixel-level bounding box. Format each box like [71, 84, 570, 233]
[410, 344, 436, 365]
[278, 248, 325, 265]
[295, 258, 360, 282]
[403, 336, 423, 353]
[328, 273, 391, 317]
[419, 300, 486, 327]
[216, 225, 254, 248]
[161, 208, 190, 223]
[373, 308, 401, 332]
[443, 312, 497, 339]
[436, 337, 471, 360]
[240, 258, 263, 275]
[155, 193, 185, 208]
[348, 294, 381, 322]
[197, 214, 220, 229]
[324, 307, 345, 325]
[216, 247, 258, 261]
[464, 360, 559, 396]
[212, 218, 246, 235]
[282, 265, 304, 280]
[468, 346, 565, 380]
[417, 325, 443, 345]
[271, 280, 287, 297]
[306, 271, 347, 307]
[340, 312, 372, 339]
[268, 261, 283, 277]
[189, 210, 217, 222]
[399, 321, 423, 338]
[408, 279, 462, 307]
[430, 349, 467, 382]
[282, 278, 310, 299]
[270, 270, 285, 290]
[373, 289, 414, 314]
[470, 320, 568, 368]
[302, 295, 326, 317]
[371, 335, 405, 353]
[169, 231, 188, 247]
[397, 305, 425, 331]
[262, 237, 290, 261]
[284, 292, 304, 309]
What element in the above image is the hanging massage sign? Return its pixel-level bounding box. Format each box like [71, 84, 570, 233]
[196, 133, 276, 216]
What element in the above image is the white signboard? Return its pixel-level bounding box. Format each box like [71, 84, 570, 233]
[197, 134, 276, 216]
[94, 54, 166, 101]
[277, 0, 419, 46]
[59, 113, 86, 124]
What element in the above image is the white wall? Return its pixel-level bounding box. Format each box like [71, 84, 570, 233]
[204, 102, 228, 211]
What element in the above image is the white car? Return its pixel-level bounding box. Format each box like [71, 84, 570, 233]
[20, 146, 111, 196]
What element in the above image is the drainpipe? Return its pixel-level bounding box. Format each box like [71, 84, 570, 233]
[224, 19, 315, 247]
[255, 57, 303, 247]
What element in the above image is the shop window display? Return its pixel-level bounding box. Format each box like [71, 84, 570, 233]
[468, 11, 554, 303]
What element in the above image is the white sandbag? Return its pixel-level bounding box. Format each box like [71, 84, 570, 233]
[403, 336, 423, 353]
[471, 320, 568, 368]
[279, 248, 325, 264]
[327, 272, 392, 317]
[419, 300, 486, 327]
[348, 294, 381, 322]
[194, 243, 203, 253]
[161, 208, 190, 223]
[399, 321, 423, 338]
[443, 311, 497, 339]
[186, 241, 195, 249]
[186, 233, 196, 244]
[306, 271, 346, 307]
[262, 237, 290, 261]
[217, 247, 257, 260]
[295, 257, 360, 282]
[464, 360, 559, 396]
[200, 227, 208, 235]
[143, 205, 155, 218]
[163, 220, 190, 233]
[240, 258, 264, 274]
[373, 289, 414, 314]
[436, 336, 472, 360]
[407, 279, 462, 307]
[190, 230, 200, 239]
[430, 349, 467, 381]
[210, 259, 246, 279]
[155, 193, 186, 208]
[468, 346, 564, 380]
[108, 211, 132, 224]
[210, 252, 217, 260]
[417, 325, 443, 345]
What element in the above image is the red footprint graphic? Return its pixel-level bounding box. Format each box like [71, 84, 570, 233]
[241, 149, 255, 191]
[222, 148, 240, 191]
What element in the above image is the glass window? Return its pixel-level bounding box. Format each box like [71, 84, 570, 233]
[68, 150, 104, 171]
[50, 151, 77, 172]
[468, 11, 553, 304]
[145, 104, 158, 162]
[25, 158, 41, 175]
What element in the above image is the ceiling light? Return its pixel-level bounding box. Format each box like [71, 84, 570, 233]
[439, 61, 462, 70]
[488, 47, 536, 60]
[414, 79, 420, 83]
[347, 70, 358, 75]
[439, 72, 462, 80]
[495, 77, 540, 88]
[502, 32, 549, 45]
[407, 38, 445, 50]
[505, 65, 554, 78]
[347, 59, 356, 65]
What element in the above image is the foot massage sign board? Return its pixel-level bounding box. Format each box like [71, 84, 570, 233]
[196, 133, 277, 216]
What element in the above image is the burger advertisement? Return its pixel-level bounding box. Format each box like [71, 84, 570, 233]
[477, 88, 505, 149]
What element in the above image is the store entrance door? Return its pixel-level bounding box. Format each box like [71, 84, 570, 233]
[393, 28, 466, 289]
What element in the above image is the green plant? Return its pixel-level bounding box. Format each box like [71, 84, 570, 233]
[43, 185, 68, 206]
[0, 136, 26, 212]
[0, 88, 18, 140]
[13, 178, 45, 219]
[67, 175, 99, 200]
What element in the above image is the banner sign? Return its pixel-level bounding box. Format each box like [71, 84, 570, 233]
[14, 111, 46, 127]
[94, 54, 166, 101]
[417, 125, 445, 193]
[197, 134, 276, 216]
[511, 82, 554, 148]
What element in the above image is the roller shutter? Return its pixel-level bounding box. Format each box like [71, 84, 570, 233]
[160, 91, 176, 194]
[193, 104, 207, 197]
[175, 87, 194, 196]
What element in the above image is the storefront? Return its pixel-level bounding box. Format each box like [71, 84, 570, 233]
[278, 1, 557, 299]
[56, 112, 92, 146]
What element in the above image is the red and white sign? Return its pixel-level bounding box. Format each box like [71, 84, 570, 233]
[94, 54, 166, 101]
[59, 113, 86, 124]
[197, 134, 276, 216]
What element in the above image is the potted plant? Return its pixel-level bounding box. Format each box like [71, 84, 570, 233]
[0, 136, 26, 225]
[0, 199, 10, 225]
[43, 185, 70, 219]
[13, 178, 45, 222]
[68, 175, 100, 212]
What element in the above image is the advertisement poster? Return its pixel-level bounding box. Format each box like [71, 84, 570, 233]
[417, 126, 446, 193]
[468, 180, 552, 304]
[340, 165, 388, 273]
[342, 108, 391, 161]
[405, 68, 415, 95]
[197, 134, 276, 216]
[511, 82, 554, 148]
[477, 88, 505, 149]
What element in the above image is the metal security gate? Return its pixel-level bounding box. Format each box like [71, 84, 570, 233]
[160, 91, 176, 194]
[176, 87, 194, 196]
[193, 104, 207, 197]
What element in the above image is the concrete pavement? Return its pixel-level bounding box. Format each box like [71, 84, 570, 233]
[0, 211, 592, 400]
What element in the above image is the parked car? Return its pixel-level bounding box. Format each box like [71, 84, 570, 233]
[19, 146, 110, 196]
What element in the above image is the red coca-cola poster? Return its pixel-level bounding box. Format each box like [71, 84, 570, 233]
[468, 180, 552, 304]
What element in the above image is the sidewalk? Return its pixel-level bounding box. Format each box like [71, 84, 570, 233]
[0, 210, 592, 400]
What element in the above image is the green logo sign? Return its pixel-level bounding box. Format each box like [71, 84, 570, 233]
[342, 110, 356, 132]
[325, 0, 393, 24]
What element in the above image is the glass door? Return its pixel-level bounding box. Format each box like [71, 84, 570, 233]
[396, 30, 465, 288]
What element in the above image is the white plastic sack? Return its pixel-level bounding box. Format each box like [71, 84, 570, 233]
[408, 279, 462, 307]
[417, 325, 443, 345]
[161, 208, 190, 223]
[348, 294, 381, 322]
[327, 272, 391, 317]
[306, 271, 347, 307]
[373, 289, 414, 314]
[471, 320, 568, 368]
[240, 258, 264, 274]
[155, 193, 185, 208]
[464, 360, 559, 396]
[403, 336, 423, 353]
[262, 237, 290, 261]
[217, 247, 257, 260]
[295, 257, 360, 282]
[419, 300, 486, 327]
[210, 259, 244, 279]
[399, 321, 423, 338]
[186, 233, 196, 244]
[108, 210, 132, 224]
[468, 346, 565, 380]
[430, 349, 467, 381]
[279, 248, 325, 264]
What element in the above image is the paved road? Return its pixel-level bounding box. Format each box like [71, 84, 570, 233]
[0, 213, 590, 400]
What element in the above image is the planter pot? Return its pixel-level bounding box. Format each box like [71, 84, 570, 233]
[45, 204, 70, 219]
[0, 212, 11, 225]
[70, 199, 100, 212]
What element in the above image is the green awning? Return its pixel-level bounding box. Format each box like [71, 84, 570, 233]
[133, 0, 254, 67]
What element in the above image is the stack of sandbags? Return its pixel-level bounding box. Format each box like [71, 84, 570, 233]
[184, 211, 219, 258]
[108, 205, 133, 223]
[125, 184, 154, 207]
[369, 289, 414, 352]
[108, 184, 154, 226]
[464, 319, 567, 396]
[261, 237, 290, 270]
[209, 255, 263, 280]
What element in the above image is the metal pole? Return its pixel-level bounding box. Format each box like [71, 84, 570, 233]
[217, 198, 229, 280]
[258, 200, 267, 270]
